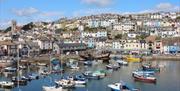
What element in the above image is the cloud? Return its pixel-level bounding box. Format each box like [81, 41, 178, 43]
[81, 0, 113, 7]
[0, 20, 11, 29]
[155, 2, 180, 11]
[12, 7, 39, 16]
[73, 8, 119, 17]
[121, 3, 180, 15]
[40, 11, 64, 17]
[11, 7, 64, 22]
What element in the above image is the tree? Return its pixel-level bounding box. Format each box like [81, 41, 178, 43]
[136, 34, 148, 40]
[4, 27, 11, 33]
[115, 34, 122, 39]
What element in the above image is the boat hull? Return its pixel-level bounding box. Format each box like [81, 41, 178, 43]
[126, 58, 141, 62]
[133, 74, 156, 83]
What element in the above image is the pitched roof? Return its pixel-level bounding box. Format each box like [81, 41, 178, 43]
[145, 35, 156, 42]
[57, 43, 86, 48]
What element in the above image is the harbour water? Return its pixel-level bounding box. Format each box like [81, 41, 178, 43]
[1, 60, 180, 91]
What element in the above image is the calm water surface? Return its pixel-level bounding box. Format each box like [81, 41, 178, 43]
[1, 60, 180, 91]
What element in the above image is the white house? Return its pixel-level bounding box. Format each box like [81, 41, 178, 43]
[37, 37, 53, 50]
[112, 41, 122, 49]
[96, 31, 107, 37]
[161, 30, 176, 38]
[95, 41, 106, 49]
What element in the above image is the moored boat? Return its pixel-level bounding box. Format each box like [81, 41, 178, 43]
[132, 72, 156, 83]
[142, 64, 160, 72]
[4, 67, 16, 72]
[83, 71, 100, 79]
[125, 55, 141, 62]
[55, 79, 75, 88]
[92, 70, 106, 79]
[67, 75, 87, 85]
[0, 81, 14, 88]
[108, 81, 139, 91]
[11, 77, 28, 86]
[116, 60, 128, 65]
[132, 70, 155, 75]
[106, 64, 120, 70]
[83, 61, 92, 66]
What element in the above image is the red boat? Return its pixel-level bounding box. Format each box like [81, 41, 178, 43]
[133, 72, 156, 83]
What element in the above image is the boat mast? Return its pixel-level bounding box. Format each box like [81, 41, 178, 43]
[17, 47, 20, 91]
[49, 53, 52, 73]
[60, 49, 63, 79]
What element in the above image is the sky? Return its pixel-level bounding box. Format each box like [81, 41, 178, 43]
[0, 0, 180, 29]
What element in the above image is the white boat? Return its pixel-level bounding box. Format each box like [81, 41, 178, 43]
[106, 64, 120, 70]
[40, 71, 51, 76]
[43, 86, 63, 91]
[55, 79, 75, 88]
[70, 65, 79, 69]
[108, 81, 139, 91]
[132, 70, 155, 75]
[37, 63, 47, 66]
[4, 67, 16, 72]
[74, 80, 86, 85]
[0, 81, 14, 88]
[116, 60, 128, 65]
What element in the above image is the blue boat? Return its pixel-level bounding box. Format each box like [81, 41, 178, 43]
[108, 81, 139, 91]
[83, 61, 92, 66]
[27, 73, 39, 80]
[133, 69, 155, 75]
[67, 74, 87, 85]
[142, 64, 160, 72]
[83, 71, 100, 79]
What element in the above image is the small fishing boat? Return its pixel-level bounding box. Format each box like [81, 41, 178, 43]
[37, 62, 47, 66]
[19, 65, 26, 70]
[41, 70, 51, 76]
[132, 70, 155, 75]
[108, 81, 139, 91]
[83, 61, 92, 66]
[12, 77, 28, 86]
[4, 67, 16, 72]
[106, 64, 120, 70]
[27, 73, 39, 80]
[132, 72, 156, 83]
[21, 76, 32, 81]
[0, 81, 14, 88]
[83, 71, 100, 79]
[42, 86, 63, 91]
[125, 55, 141, 62]
[67, 75, 87, 85]
[92, 70, 106, 79]
[55, 79, 75, 88]
[142, 64, 160, 72]
[116, 60, 128, 65]
[66, 59, 79, 69]
[70, 65, 79, 69]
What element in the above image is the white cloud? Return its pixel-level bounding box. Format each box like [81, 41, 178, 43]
[121, 3, 180, 15]
[81, 0, 113, 7]
[73, 8, 119, 17]
[0, 20, 11, 29]
[40, 11, 64, 17]
[155, 2, 180, 11]
[12, 7, 39, 16]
